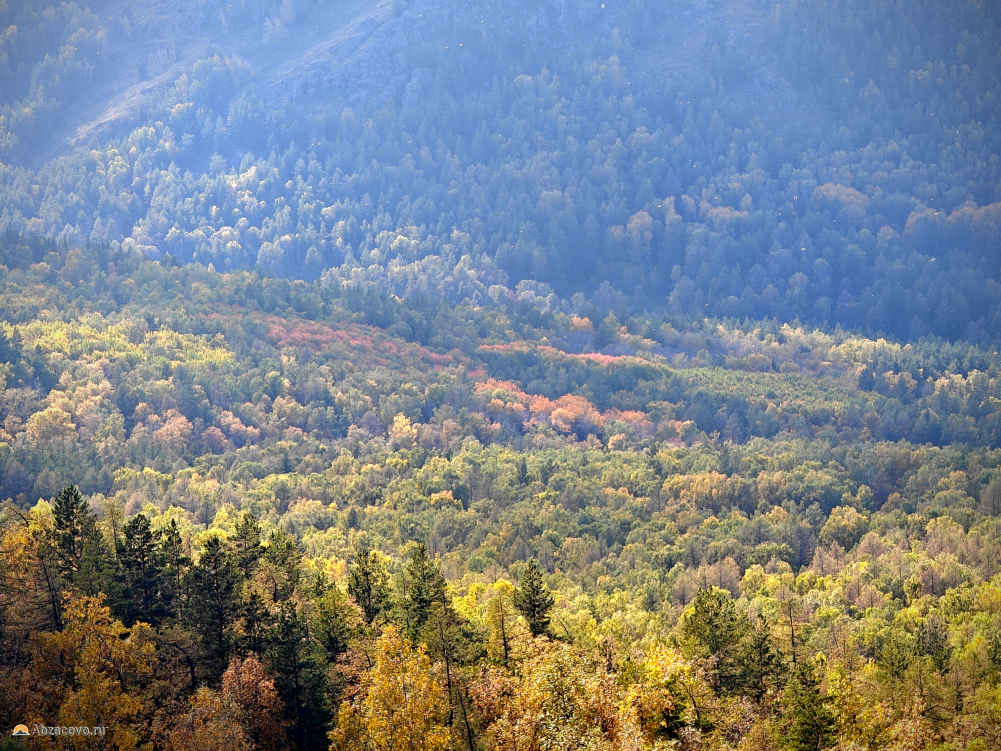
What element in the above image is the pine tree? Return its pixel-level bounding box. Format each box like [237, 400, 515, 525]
[241, 591, 272, 657]
[157, 518, 189, 621]
[184, 536, 241, 681]
[259, 528, 302, 602]
[346, 540, 391, 625]
[52, 485, 95, 578]
[312, 575, 355, 662]
[517, 457, 530, 484]
[51, 484, 112, 595]
[681, 586, 750, 694]
[738, 614, 783, 701]
[231, 511, 263, 573]
[267, 601, 328, 751]
[514, 559, 554, 638]
[780, 660, 836, 751]
[115, 513, 167, 625]
[422, 597, 483, 751]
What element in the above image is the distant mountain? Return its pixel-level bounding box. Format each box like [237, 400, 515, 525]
[2, 0, 1000, 341]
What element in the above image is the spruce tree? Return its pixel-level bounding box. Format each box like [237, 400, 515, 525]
[514, 559, 554, 638]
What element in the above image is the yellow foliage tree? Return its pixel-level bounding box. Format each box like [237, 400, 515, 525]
[29, 594, 157, 750]
[328, 625, 451, 751]
[470, 642, 644, 751]
[169, 687, 252, 751]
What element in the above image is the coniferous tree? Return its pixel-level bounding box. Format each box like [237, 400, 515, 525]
[513, 559, 554, 638]
[681, 586, 750, 694]
[231, 511, 263, 573]
[51, 484, 112, 595]
[422, 594, 483, 751]
[259, 528, 301, 602]
[485, 584, 520, 668]
[738, 614, 783, 701]
[312, 576, 355, 663]
[346, 540, 391, 625]
[400, 542, 447, 643]
[267, 601, 328, 751]
[52, 485, 95, 578]
[241, 591, 272, 657]
[780, 660, 836, 751]
[115, 513, 167, 625]
[184, 535, 241, 681]
[157, 518, 188, 621]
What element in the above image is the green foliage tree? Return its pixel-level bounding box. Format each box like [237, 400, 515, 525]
[347, 541, 392, 625]
[50, 485, 113, 596]
[513, 559, 554, 638]
[156, 518, 188, 620]
[738, 614, 783, 701]
[312, 576, 356, 663]
[115, 513, 167, 625]
[267, 601, 328, 751]
[183, 536, 241, 681]
[259, 528, 302, 603]
[231, 511, 263, 572]
[680, 586, 750, 693]
[780, 660, 836, 751]
[399, 542, 447, 643]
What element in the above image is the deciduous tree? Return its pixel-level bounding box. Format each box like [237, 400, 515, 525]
[328, 625, 451, 751]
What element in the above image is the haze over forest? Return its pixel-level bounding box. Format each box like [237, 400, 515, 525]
[1, 1, 1000, 750]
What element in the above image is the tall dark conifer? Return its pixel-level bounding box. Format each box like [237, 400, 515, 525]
[115, 513, 166, 625]
[267, 601, 328, 751]
[51, 485, 112, 595]
[183, 535, 241, 681]
[400, 542, 446, 642]
[346, 540, 391, 625]
[514, 559, 554, 638]
[231, 511, 263, 572]
[157, 518, 188, 621]
[780, 660, 837, 751]
[738, 614, 783, 701]
[681, 586, 750, 694]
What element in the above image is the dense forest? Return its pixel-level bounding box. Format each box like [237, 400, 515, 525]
[1, 0, 1001, 341]
[2, 0, 1001, 749]
[0, 237, 999, 749]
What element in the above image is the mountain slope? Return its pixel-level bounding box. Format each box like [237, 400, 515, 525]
[1, 0, 1000, 341]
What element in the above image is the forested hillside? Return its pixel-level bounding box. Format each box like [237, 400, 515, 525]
[2, 0, 1001, 340]
[1, 238, 1000, 749]
[2, 0, 1001, 749]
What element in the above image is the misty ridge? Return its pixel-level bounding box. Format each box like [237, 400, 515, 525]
[1, 0, 999, 341]
[2, 3, 1001, 751]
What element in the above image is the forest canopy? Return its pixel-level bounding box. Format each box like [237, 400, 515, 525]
[0, 235, 999, 749]
[1, 0, 1000, 749]
[1, 0, 1000, 341]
